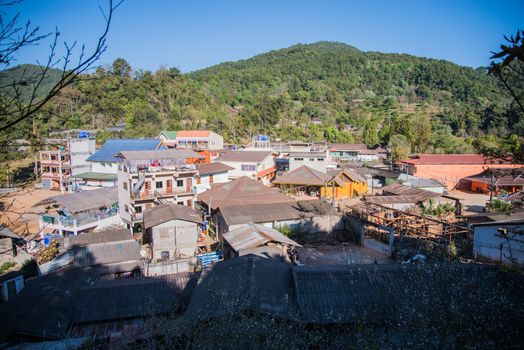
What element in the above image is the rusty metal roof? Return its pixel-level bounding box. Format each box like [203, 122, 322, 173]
[217, 201, 308, 226]
[143, 203, 203, 228]
[116, 149, 202, 161]
[64, 228, 132, 248]
[223, 223, 301, 253]
[380, 183, 440, 202]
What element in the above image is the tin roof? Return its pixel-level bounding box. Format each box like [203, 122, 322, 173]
[218, 150, 274, 163]
[197, 162, 234, 176]
[116, 149, 201, 161]
[400, 154, 508, 165]
[72, 240, 141, 267]
[217, 201, 310, 226]
[87, 139, 164, 163]
[64, 228, 132, 248]
[159, 130, 178, 139]
[176, 130, 212, 138]
[380, 183, 441, 202]
[223, 223, 301, 253]
[273, 165, 326, 186]
[144, 204, 203, 229]
[329, 143, 369, 151]
[40, 187, 118, 213]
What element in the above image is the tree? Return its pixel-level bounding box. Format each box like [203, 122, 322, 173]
[0, 0, 122, 144]
[362, 120, 379, 147]
[390, 134, 410, 162]
[112, 57, 132, 78]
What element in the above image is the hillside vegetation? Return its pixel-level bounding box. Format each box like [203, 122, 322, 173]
[6, 42, 521, 153]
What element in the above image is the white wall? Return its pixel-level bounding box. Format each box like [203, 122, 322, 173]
[152, 219, 199, 260]
[474, 224, 524, 264]
[117, 169, 132, 223]
[208, 132, 224, 150]
[289, 157, 327, 173]
[195, 171, 229, 193]
[91, 162, 119, 174]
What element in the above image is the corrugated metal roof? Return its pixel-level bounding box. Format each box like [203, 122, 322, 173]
[364, 195, 422, 204]
[70, 172, 117, 180]
[273, 165, 326, 186]
[401, 154, 499, 165]
[218, 150, 274, 163]
[44, 187, 118, 213]
[176, 130, 212, 138]
[144, 204, 203, 229]
[218, 201, 308, 226]
[197, 162, 234, 176]
[198, 176, 293, 210]
[73, 272, 199, 324]
[64, 228, 132, 248]
[0, 225, 21, 239]
[223, 223, 301, 252]
[87, 139, 165, 163]
[380, 183, 440, 202]
[116, 149, 201, 161]
[72, 240, 141, 267]
[329, 143, 368, 151]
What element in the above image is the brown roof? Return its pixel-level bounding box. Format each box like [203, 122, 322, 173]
[64, 228, 132, 248]
[364, 195, 424, 204]
[144, 204, 203, 228]
[198, 176, 294, 210]
[72, 240, 141, 268]
[273, 165, 326, 186]
[217, 201, 310, 226]
[218, 150, 274, 163]
[329, 143, 368, 151]
[223, 223, 301, 253]
[380, 183, 441, 202]
[176, 130, 212, 138]
[400, 154, 512, 165]
[197, 162, 234, 176]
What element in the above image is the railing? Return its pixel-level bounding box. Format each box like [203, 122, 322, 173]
[40, 207, 119, 229]
[131, 187, 194, 199]
[41, 172, 71, 178]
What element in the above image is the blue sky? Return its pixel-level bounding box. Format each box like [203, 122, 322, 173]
[5, 0, 524, 72]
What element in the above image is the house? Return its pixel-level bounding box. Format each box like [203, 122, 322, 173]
[40, 132, 96, 192]
[222, 223, 301, 260]
[272, 165, 368, 201]
[329, 143, 380, 164]
[198, 176, 294, 212]
[86, 138, 165, 180]
[217, 150, 277, 184]
[398, 174, 447, 194]
[157, 130, 179, 147]
[116, 149, 201, 232]
[195, 162, 233, 194]
[469, 211, 524, 264]
[38, 187, 122, 236]
[287, 151, 330, 173]
[143, 204, 203, 261]
[459, 168, 524, 195]
[399, 154, 524, 190]
[158, 130, 224, 151]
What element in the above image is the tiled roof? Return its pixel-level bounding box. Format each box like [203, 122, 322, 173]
[223, 223, 301, 253]
[73, 272, 199, 324]
[72, 240, 141, 267]
[65, 228, 132, 248]
[176, 130, 212, 138]
[197, 162, 234, 176]
[87, 139, 165, 163]
[198, 176, 293, 210]
[400, 154, 510, 165]
[218, 150, 274, 163]
[218, 201, 310, 226]
[144, 203, 203, 228]
[273, 165, 326, 186]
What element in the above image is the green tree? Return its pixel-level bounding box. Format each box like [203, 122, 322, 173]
[362, 120, 379, 147]
[390, 134, 411, 162]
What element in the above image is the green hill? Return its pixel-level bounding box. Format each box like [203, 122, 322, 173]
[0, 64, 63, 103]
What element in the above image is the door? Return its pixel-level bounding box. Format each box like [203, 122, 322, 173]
[209, 175, 214, 185]
[144, 181, 151, 196]
[166, 179, 172, 194]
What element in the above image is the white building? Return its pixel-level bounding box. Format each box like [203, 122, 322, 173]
[195, 162, 233, 194]
[217, 150, 277, 185]
[116, 149, 201, 232]
[287, 150, 331, 173]
[158, 130, 224, 151]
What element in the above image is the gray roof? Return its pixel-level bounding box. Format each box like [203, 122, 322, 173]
[273, 165, 326, 186]
[287, 151, 327, 158]
[197, 162, 234, 176]
[144, 204, 203, 229]
[223, 223, 301, 253]
[217, 201, 309, 226]
[41, 187, 118, 213]
[380, 183, 441, 202]
[64, 228, 132, 248]
[87, 139, 165, 163]
[73, 272, 199, 324]
[116, 149, 202, 161]
[364, 195, 423, 205]
[329, 143, 368, 151]
[72, 240, 141, 267]
[469, 210, 524, 227]
[0, 225, 21, 239]
[218, 150, 274, 163]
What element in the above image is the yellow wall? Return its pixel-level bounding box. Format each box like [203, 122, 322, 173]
[320, 181, 367, 199]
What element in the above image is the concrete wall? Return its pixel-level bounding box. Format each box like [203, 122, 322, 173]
[117, 169, 132, 223]
[195, 171, 229, 193]
[474, 224, 524, 264]
[299, 214, 345, 234]
[289, 157, 327, 173]
[222, 156, 275, 180]
[145, 258, 194, 275]
[91, 162, 119, 174]
[151, 219, 199, 260]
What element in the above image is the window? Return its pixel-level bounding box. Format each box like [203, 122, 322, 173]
[318, 158, 324, 161]
[241, 164, 256, 171]
[294, 158, 304, 161]
[177, 201, 184, 205]
[155, 181, 163, 189]
[123, 182, 128, 190]
[309, 158, 315, 161]
[177, 179, 184, 187]
[135, 206, 142, 213]
[124, 205, 129, 213]
[160, 251, 170, 260]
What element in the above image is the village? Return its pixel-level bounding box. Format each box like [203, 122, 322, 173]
[0, 128, 523, 347]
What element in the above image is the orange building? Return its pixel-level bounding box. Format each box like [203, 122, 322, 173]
[399, 154, 524, 190]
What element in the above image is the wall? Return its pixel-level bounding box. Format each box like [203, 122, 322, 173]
[70, 139, 96, 176]
[1, 275, 24, 302]
[299, 214, 345, 234]
[209, 132, 224, 150]
[91, 162, 119, 174]
[145, 258, 194, 275]
[117, 169, 132, 223]
[151, 219, 199, 260]
[474, 224, 524, 264]
[288, 157, 327, 173]
[195, 171, 229, 193]
[221, 161, 257, 179]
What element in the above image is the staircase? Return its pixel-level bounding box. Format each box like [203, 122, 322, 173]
[133, 171, 146, 194]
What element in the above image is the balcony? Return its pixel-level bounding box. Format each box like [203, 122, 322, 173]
[41, 172, 71, 179]
[131, 187, 195, 200]
[40, 207, 119, 232]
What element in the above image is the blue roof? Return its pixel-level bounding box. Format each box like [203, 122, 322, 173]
[87, 139, 165, 163]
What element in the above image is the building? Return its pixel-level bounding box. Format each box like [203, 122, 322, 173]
[329, 143, 380, 164]
[195, 162, 233, 194]
[158, 130, 224, 151]
[399, 154, 524, 190]
[459, 168, 524, 195]
[40, 133, 96, 192]
[469, 211, 524, 264]
[273, 166, 368, 201]
[38, 187, 122, 236]
[217, 150, 277, 184]
[86, 138, 165, 179]
[222, 223, 301, 260]
[398, 174, 447, 194]
[116, 149, 201, 232]
[143, 204, 203, 261]
[287, 151, 330, 173]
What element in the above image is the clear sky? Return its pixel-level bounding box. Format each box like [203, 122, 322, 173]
[5, 0, 524, 72]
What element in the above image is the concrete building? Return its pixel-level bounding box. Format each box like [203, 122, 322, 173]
[40, 133, 96, 192]
[143, 204, 203, 261]
[287, 151, 330, 173]
[115, 149, 201, 232]
[217, 150, 277, 184]
[195, 162, 233, 194]
[158, 130, 224, 151]
[329, 143, 381, 164]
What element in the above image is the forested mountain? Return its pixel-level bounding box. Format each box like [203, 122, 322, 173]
[5, 42, 521, 154]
